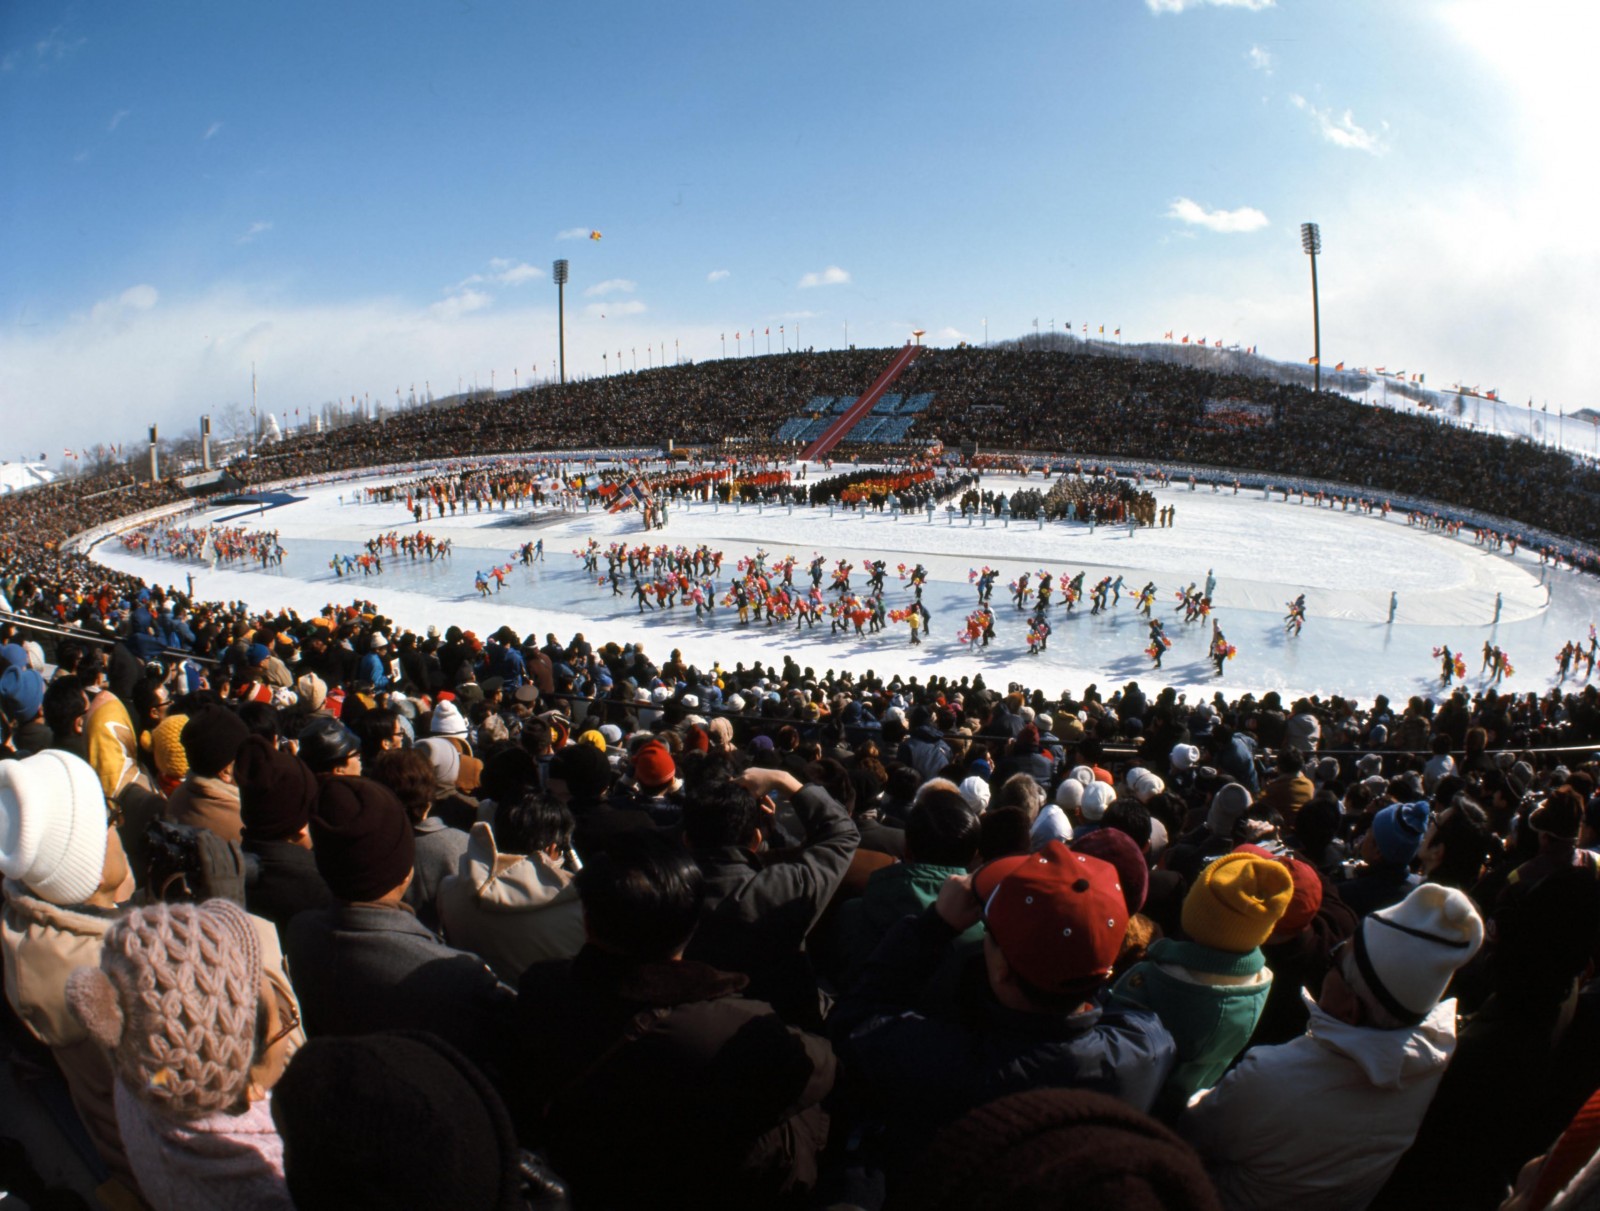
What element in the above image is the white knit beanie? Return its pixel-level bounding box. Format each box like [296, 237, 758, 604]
[1054, 779, 1084, 810]
[1068, 765, 1095, 787]
[0, 750, 108, 906]
[959, 776, 992, 813]
[1128, 769, 1166, 803]
[1080, 780, 1114, 821]
[431, 699, 468, 738]
[1170, 744, 1201, 772]
[1356, 883, 1484, 1023]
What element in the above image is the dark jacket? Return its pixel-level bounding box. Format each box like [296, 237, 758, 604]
[285, 903, 515, 1077]
[686, 785, 858, 1027]
[515, 945, 835, 1209]
[994, 747, 1056, 792]
[896, 725, 952, 782]
[834, 909, 1175, 1150]
[242, 838, 334, 944]
[830, 862, 980, 989]
[405, 816, 470, 931]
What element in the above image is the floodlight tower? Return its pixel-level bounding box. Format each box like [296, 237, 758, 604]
[553, 259, 570, 384]
[1301, 222, 1322, 393]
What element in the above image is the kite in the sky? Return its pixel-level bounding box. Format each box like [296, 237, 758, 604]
[589, 230, 602, 241]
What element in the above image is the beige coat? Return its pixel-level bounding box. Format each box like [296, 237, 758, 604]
[2, 880, 303, 1204]
[164, 775, 243, 843]
[438, 822, 585, 983]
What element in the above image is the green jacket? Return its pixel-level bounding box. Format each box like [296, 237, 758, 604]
[1110, 937, 1272, 1106]
[832, 863, 982, 988]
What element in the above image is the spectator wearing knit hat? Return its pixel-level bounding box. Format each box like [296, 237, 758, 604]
[1112, 852, 1293, 1109]
[1163, 782, 1256, 886]
[1341, 800, 1429, 918]
[613, 737, 686, 826]
[0, 750, 143, 1196]
[284, 775, 516, 1079]
[164, 704, 251, 843]
[1181, 883, 1485, 1211]
[834, 841, 1175, 1155]
[1, 662, 51, 756]
[64, 899, 296, 1211]
[234, 734, 333, 944]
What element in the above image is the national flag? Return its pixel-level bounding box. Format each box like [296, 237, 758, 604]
[1394, 370, 1405, 378]
[1309, 356, 1320, 365]
[1098, 325, 1104, 334]
[1181, 335, 1189, 344]
[63, 447, 73, 459]
[1375, 366, 1386, 374]
[1334, 361, 1344, 371]
[1082, 323, 1087, 333]
[765, 327, 769, 335]
[1164, 330, 1173, 340]
[779, 326, 784, 333]
[1487, 389, 1499, 401]
[1247, 345, 1256, 354]
[1197, 337, 1206, 346]
[1214, 339, 1222, 348]
[1114, 328, 1120, 336]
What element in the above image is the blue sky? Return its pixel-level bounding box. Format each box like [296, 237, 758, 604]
[3, 0, 1594, 460]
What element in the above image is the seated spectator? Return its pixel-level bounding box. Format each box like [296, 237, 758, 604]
[682, 766, 858, 1027]
[1, 663, 51, 756]
[893, 1088, 1223, 1211]
[1112, 851, 1292, 1110]
[834, 841, 1176, 1150]
[165, 704, 250, 842]
[284, 775, 515, 1078]
[1180, 883, 1484, 1210]
[65, 899, 296, 1211]
[296, 716, 362, 777]
[0, 750, 142, 1196]
[235, 734, 333, 943]
[1164, 783, 1253, 885]
[831, 783, 982, 987]
[271, 1032, 548, 1211]
[1342, 801, 1428, 917]
[438, 793, 585, 982]
[370, 745, 469, 930]
[515, 831, 835, 1208]
[1244, 845, 1357, 1048]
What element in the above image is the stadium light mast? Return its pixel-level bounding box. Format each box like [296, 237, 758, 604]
[1301, 222, 1322, 393]
[552, 259, 570, 384]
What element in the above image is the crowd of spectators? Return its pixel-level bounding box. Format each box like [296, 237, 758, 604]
[3, 578, 1600, 1207]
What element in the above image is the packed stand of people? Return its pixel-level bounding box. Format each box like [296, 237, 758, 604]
[4, 605, 1600, 1210]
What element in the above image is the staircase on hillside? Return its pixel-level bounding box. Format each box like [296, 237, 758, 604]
[800, 345, 923, 460]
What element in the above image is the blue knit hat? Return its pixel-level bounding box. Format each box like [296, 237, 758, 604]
[0, 666, 45, 722]
[1371, 800, 1430, 866]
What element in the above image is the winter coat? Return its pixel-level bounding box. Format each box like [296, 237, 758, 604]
[242, 838, 334, 944]
[355, 650, 391, 690]
[686, 785, 858, 1028]
[834, 909, 1176, 1144]
[404, 816, 470, 931]
[1338, 865, 1420, 919]
[285, 903, 516, 1079]
[1110, 938, 1274, 1106]
[114, 1084, 292, 1211]
[1179, 992, 1459, 1211]
[831, 862, 982, 987]
[438, 822, 585, 982]
[165, 773, 244, 843]
[994, 747, 1056, 792]
[897, 725, 953, 782]
[515, 945, 835, 1209]
[84, 690, 151, 801]
[1250, 880, 1358, 1047]
[1, 884, 136, 1192]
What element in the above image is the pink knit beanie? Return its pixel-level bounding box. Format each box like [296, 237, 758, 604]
[66, 899, 262, 1117]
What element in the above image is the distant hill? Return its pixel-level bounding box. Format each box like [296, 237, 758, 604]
[0, 462, 61, 494]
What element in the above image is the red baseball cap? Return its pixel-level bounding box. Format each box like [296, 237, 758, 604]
[973, 841, 1128, 994]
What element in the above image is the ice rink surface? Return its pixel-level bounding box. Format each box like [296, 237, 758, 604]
[92, 466, 1596, 704]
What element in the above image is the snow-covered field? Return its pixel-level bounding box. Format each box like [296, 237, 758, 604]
[90, 465, 1597, 703]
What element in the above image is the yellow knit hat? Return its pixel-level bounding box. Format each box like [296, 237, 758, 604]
[150, 714, 189, 781]
[1181, 852, 1294, 954]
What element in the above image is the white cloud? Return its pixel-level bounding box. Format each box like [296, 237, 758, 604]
[108, 109, 131, 133]
[584, 278, 636, 298]
[236, 221, 273, 245]
[1147, 0, 1273, 12]
[555, 227, 591, 240]
[489, 261, 543, 285]
[1290, 94, 1387, 153]
[799, 265, 851, 288]
[706, 269, 731, 282]
[429, 289, 492, 321]
[1166, 197, 1269, 233]
[203, 121, 223, 141]
[937, 327, 968, 342]
[87, 284, 159, 324]
[584, 299, 646, 318]
[1246, 44, 1273, 72]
